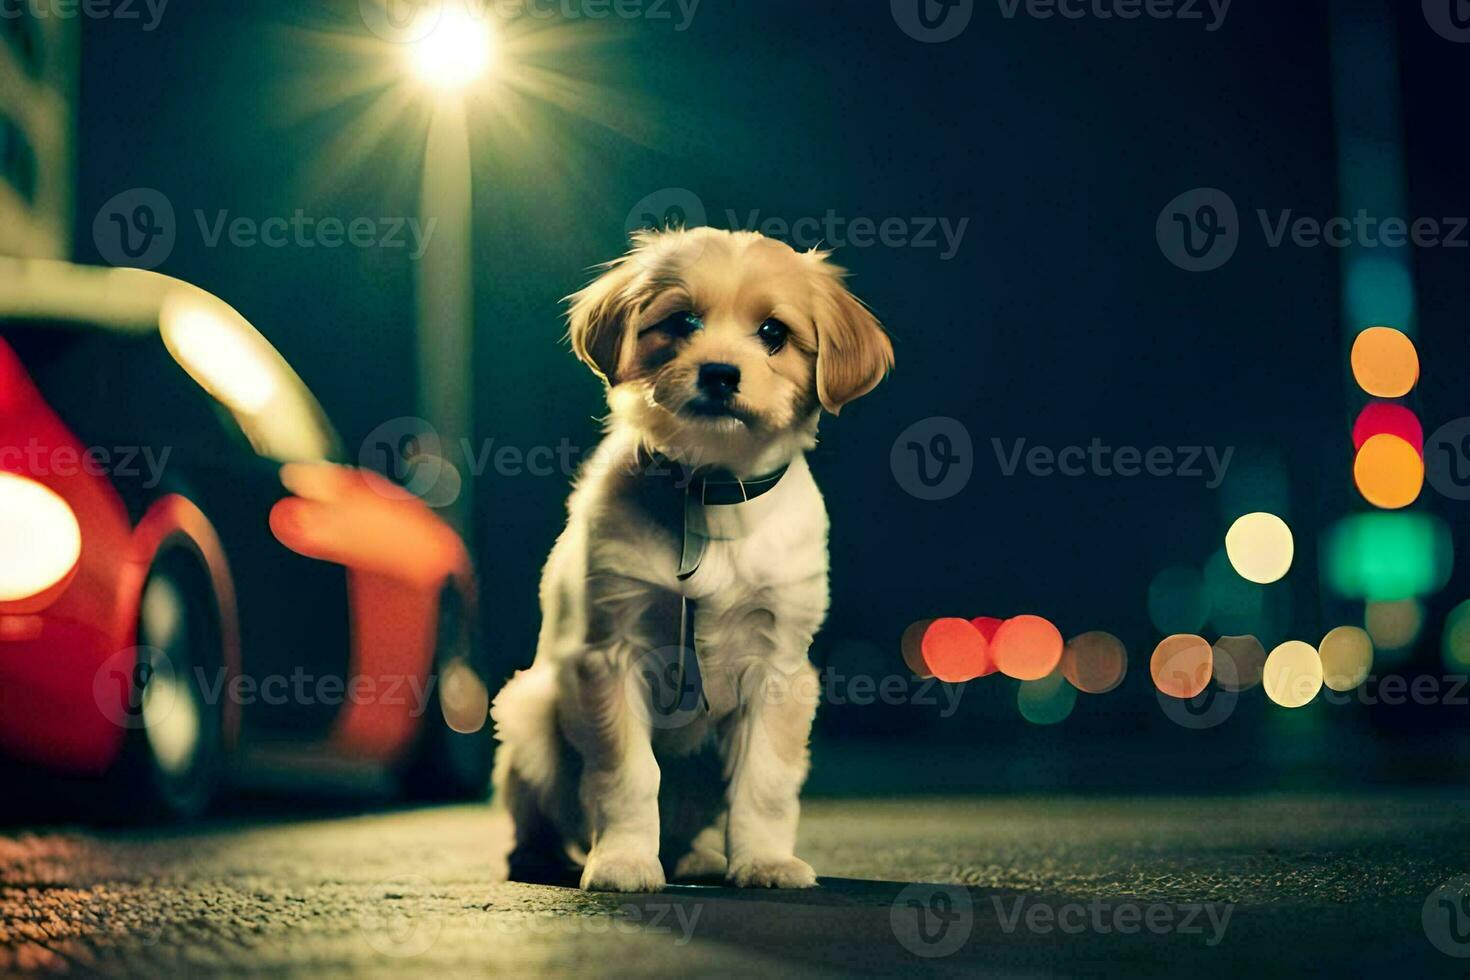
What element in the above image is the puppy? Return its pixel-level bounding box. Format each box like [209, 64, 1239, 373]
[491, 227, 893, 892]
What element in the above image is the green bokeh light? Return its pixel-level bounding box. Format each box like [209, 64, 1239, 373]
[1017, 672, 1077, 726]
[1323, 513, 1452, 601]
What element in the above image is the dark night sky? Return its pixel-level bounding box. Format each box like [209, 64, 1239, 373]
[70, 0, 1470, 743]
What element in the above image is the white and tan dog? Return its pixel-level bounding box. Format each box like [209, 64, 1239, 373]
[491, 227, 893, 892]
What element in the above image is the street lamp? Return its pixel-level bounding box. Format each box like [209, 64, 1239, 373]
[404, 4, 500, 537]
[406, 6, 498, 93]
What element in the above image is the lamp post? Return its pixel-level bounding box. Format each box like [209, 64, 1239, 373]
[405, 4, 497, 537]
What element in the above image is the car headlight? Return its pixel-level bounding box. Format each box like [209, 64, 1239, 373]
[0, 471, 82, 602]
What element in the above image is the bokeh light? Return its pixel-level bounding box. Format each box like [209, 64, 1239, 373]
[1353, 433, 1424, 510]
[900, 619, 935, 678]
[1365, 599, 1424, 653]
[1350, 325, 1419, 398]
[1147, 566, 1210, 634]
[1263, 640, 1323, 708]
[1323, 513, 1452, 601]
[920, 618, 990, 683]
[1211, 634, 1266, 692]
[1319, 625, 1373, 692]
[992, 615, 1064, 681]
[1017, 670, 1077, 725]
[1150, 634, 1212, 699]
[1352, 402, 1423, 457]
[1224, 512, 1295, 584]
[1443, 600, 1470, 672]
[968, 617, 1004, 676]
[1060, 631, 1128, 694]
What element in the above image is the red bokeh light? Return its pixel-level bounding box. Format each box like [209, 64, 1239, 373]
[968, 616, 1003, 676]
[1352, 402, 1423, 457]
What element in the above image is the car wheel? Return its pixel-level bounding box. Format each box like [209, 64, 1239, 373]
[102, 546, 223, 821]
[398, 585, 494, 801]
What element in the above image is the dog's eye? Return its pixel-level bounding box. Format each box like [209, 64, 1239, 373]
[757, 318, 789, 353]
[652, 311, 702, 338]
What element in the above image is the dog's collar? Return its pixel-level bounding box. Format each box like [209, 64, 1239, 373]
[639, 451, 791, 507]
[637, 451, 791, 581]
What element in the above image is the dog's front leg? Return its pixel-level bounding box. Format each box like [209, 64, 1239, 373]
[563, 642, 666, 892]
[719, 658, 820, 889]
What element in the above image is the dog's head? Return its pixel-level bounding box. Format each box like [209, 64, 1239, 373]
[566, 227, 893, 469]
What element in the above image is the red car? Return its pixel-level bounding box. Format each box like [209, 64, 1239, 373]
[0, 259, 492, 819]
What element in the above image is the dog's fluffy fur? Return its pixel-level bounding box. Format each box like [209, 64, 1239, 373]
[491, 228, 893, 892]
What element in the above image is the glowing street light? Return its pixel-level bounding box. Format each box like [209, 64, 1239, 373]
[406, 6, 499, 93]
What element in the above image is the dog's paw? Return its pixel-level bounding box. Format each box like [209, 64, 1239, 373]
[726, 855, 817, 889]
[671, 847, 727, 882]
[581, 850, 666, 893]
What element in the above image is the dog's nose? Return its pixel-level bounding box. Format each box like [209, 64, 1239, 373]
[697, 362, 741, 399]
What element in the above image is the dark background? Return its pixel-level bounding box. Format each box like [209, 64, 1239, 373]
[70, 0, 1470, 773]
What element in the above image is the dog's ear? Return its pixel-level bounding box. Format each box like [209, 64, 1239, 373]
[565, 249, 646, 385]
[810, 258, 894, 415]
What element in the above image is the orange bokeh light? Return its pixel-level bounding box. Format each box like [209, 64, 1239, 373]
[1353, 433, 1424, 509]
[991, 615, 1064, 681]
[1352, 402, 1423, 457]
[1150, 634, 1213, 699]
[921, 618, 990, 682]
[969, 616, 1004, 676]
[1350, 326, 1419, 398]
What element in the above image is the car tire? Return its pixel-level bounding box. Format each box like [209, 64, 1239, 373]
[101, 545, 223, 822]
[398, 585, 494, 802]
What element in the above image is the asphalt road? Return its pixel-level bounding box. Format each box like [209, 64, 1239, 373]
[3, 790, 1469, 978]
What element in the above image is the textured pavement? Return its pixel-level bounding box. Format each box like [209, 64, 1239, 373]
[3, 790, 1469, 977]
